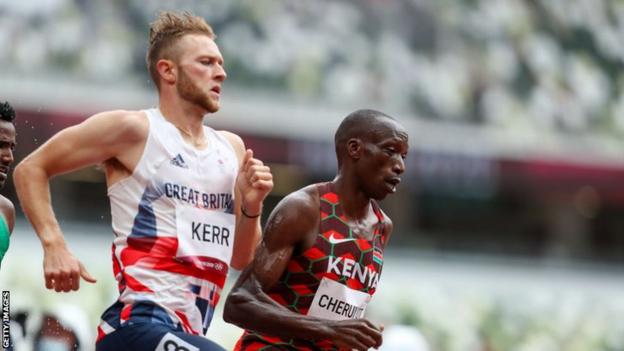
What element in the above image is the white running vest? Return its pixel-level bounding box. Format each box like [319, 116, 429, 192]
[106, 108, 239, 335]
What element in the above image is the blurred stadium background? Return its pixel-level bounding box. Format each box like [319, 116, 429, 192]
[1, 0, 624, 350]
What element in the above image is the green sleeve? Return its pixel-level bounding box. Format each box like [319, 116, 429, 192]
[0, 215, 9, 265]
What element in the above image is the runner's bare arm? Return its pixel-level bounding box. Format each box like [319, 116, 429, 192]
[224, 188, 383, 351]
[219, 131, 273, 270]
[0, 195, 15, 233]
[14, 110, 147, 291]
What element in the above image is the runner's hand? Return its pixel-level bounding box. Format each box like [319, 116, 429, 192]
[321, 318, 383, 350]
[43, 242, 96, 292]
[236, 149, 273, 215]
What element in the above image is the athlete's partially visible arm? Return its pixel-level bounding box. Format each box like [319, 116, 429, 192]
[224, 188, 383, 351]
[219, 131, 273, 270]
[0, 195, 15, 265]
[0, 195, 15, 233]
[14, 110, 147, 291]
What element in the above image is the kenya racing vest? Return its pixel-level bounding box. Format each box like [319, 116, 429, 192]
[97, 108, 239, 340]
[236, 182, 387, 351]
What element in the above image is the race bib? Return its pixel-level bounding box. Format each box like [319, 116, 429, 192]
[155, 332, 199, 351]
[307, 277, 372, 320]
[176, 206, 235, 266]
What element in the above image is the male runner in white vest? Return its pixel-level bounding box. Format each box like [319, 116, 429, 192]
[14, 11, 273, 351]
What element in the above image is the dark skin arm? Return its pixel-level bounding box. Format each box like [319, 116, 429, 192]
[224, 185, 384, 350]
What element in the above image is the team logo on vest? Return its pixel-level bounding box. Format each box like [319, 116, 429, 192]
[170, 154, 189, 169]
[326, 256, 379, 289]
[328, 233, 357, 244]
[373, 247, 383, 265]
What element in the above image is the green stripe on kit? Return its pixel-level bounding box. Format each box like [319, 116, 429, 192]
[0, 215, 9, 264]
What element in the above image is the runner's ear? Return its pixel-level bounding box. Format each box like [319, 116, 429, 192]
[347, 138, 361, 160]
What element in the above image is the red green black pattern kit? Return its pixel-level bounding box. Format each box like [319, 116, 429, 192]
[235, 182, 387, 351]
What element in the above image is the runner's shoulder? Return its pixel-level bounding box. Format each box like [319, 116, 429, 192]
[264, 185, 319, 244]
[0, 195, 15, 231]
[0, 195, 14, 217]
[216, 130, 244, 155]
[273, 185, 319, 225]
[88, 110, 148, 141]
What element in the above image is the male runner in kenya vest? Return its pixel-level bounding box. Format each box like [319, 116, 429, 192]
[224, 109, 408, 351]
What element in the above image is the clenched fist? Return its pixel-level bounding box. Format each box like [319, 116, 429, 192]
[236, 149, 273, 216]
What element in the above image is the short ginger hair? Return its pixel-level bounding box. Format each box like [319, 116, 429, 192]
[146, 11, 215, 89]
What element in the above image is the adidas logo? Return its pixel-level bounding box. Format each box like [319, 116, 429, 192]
[170, 154, 189, 169]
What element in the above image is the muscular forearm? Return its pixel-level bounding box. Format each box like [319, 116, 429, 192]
[231, 216, 261, 270]
[14, 161, 65, 247]
[224, 282, 326, 340]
